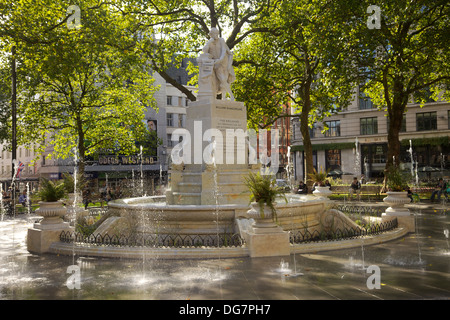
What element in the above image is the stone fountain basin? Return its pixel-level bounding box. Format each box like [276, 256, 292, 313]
[102, 195, 327, 236]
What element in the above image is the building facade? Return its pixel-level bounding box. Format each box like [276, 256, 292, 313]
[291, 89, 450, 183]
[0, 62, 196, 196]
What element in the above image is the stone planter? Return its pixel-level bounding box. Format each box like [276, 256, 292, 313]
[312, 186, 332, 199]
[382, 191, 415, 233]
[28, 200, 71, 254]
[246, 202, 277, 229]
[35, 200, 68, 226]
[247, 202, 279, 232]
[382, 191, 411, 216]
[244, 202, 290, 257]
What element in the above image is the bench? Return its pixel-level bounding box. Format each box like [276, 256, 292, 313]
[330, 185, 382, 200]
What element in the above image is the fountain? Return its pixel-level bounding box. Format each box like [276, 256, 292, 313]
[31, 30, 413, 259]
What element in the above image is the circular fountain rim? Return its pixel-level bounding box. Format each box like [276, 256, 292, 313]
[108, 194, 327, 211]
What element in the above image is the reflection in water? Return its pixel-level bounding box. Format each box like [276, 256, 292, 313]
[0, 212, 449, 300]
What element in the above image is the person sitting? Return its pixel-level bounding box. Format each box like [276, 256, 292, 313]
[349, 177, 361, 201]
[405, 186, 413, 202]
[430, 178, 448, 202]
[18, 190, 28, 207]
[82, 188, 91, 210]
[297, 181, 308, 194]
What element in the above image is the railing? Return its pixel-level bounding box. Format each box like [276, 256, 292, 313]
[289, 218, 398, 244]
[60, 231, 245, 248]
[335, 204, 384, 217]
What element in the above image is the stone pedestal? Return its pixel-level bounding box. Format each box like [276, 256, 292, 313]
[243, 225, 290, 258]
[242, 203, 290, 257]
[27, 201, 72, 254]
[166, 99, 253, 205]
[27, 222, 72, 254]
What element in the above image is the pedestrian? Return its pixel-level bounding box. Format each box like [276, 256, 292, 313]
[349, 177, 361, 201]
[82, 188, 91, 210]
[100, 188, 107, 208]
[405, 186, 413, 202]
[18, 190, 28, 207]
[430, 178, 448, 202]
[297, 181, 308, 194]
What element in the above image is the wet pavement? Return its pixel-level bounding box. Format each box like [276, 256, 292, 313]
[0, 210, 449, 301]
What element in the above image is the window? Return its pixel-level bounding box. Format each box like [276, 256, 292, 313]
[360, 117, 378, 135]
[178, 114, 186, 128]
[359, 86, 374, 110]
[414, 86, 435, 104]
[324, 120, 340, 137]
[326, 149, 341, 171]
[309, 123, 316, 138]
[166, 113, 174, 127]
[416, 112, 437, 131]
[167, 96, 173, 105]
[167, 134, 173, 147]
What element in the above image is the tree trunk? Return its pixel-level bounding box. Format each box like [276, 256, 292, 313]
[299, 80, 314, 190]
[300, 110, 314, 190]
[382, 85, 408, 191]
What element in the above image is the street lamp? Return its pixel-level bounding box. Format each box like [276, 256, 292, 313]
[11, 45, 17, 215]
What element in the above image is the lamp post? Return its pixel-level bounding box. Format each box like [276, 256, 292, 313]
[11, 45, 17, 215]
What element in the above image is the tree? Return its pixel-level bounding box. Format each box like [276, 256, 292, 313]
[0, 0, 159, 175]
[0, 60, 11, 144]
[341, 0, 450, 182]
[114, 0, 282, 101]
[233, 0, 358, 184]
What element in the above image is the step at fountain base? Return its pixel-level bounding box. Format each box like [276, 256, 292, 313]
[166, 164, 254, 205]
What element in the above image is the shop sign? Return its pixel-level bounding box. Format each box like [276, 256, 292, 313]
[97, 155, 158, 165]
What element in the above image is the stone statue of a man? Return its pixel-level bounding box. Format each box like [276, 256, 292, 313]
[200, 27, 235, 100]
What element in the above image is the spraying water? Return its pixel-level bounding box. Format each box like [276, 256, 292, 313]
[26, 182, 31, 220]
[354, 138, 360, 176]
[409, 140, 414, 182]
[0, 184, 4, 221]
[140, 145, 145, 197]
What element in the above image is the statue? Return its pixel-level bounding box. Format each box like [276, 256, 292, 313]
[197, 27, 235, 101]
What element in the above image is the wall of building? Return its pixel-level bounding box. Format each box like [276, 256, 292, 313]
[291, 91, 450, 183]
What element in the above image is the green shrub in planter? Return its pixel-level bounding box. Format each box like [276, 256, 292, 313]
[38, 178, 66, 202]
